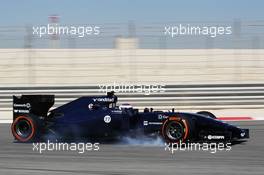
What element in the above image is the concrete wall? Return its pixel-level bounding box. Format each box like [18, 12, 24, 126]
[0, 49, 263, 86]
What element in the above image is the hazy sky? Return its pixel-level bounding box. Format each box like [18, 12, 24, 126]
[1, 0, 263, 25]
[0, 0, 263, 48]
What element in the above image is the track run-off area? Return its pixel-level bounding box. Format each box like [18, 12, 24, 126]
[0, 120, 263, 175]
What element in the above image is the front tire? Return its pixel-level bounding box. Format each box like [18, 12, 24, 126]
[161, 117, 190, 143]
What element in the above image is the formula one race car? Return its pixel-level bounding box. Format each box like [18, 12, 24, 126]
[11, 92, 249, 143]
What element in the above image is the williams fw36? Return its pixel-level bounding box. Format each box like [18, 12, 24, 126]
[11, 92, 249, 143]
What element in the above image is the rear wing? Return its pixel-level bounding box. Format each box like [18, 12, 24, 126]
[13, 95, 54, 120]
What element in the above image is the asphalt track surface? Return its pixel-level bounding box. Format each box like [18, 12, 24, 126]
[0, 121, 264, 175]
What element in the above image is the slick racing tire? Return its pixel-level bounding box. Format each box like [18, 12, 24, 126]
[11, 115, 42, 142]
[161, 116, 190, 143]
[197, 111, 217, 119]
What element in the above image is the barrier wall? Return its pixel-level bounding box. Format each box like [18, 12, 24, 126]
[0, 49, 263, 85]
[0, 49, 263, 120]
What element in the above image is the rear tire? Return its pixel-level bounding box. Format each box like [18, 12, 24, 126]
[161, 117, 190, 143]
[11, 115, 43, 142]
[197, 111, 216, 119]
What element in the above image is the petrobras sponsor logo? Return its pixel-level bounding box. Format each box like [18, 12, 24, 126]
[148, 122, 163, 125]
[207, 135, 225, 140]
[143, 121, 162, 126]
[93, 97, 115, 103]
[13, 103, 31, 108]
[158, 114, 168, 120]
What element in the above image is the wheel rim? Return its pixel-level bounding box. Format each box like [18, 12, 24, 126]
[165, 121, 185, 141]
[15, 120, 32, 138]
